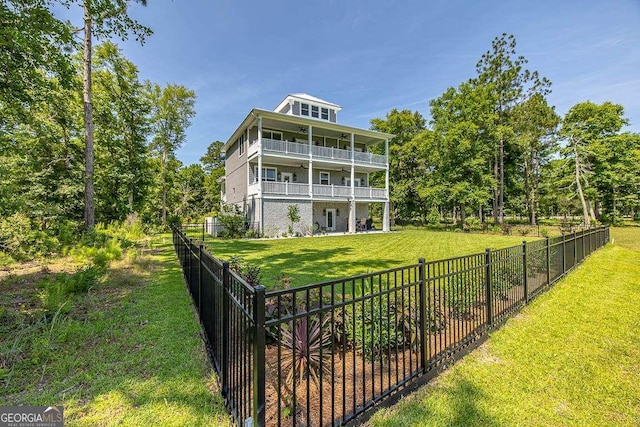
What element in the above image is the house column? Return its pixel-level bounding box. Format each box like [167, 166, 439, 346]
[257, 116, 264, 234]
[349, 133, 356, 233]
[383, 138, 390, 232]
[308, 125, 313, 199]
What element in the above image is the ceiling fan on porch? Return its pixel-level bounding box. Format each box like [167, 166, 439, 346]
[298, 126, 307, 133]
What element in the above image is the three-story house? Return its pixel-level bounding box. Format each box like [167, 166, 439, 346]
[221, 94, 393, 236]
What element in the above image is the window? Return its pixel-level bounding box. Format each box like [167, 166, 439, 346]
[254, 166, 277, 182]
[238, 134, 245, 156]
[263, 130, 283, 140]
[301, 103, 309, 116]
[321, 107, 329, 120]
[311, 105, 319, 118]
[320, 172, 330, 185]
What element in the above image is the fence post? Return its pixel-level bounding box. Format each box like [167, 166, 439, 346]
[545, 236, 551, 287]
[485, 248, 493, 327]
[573, 231, 577, 268]
[561, 233, 566, 275]
[188, 239, 193, 287]
[253, 285, 266, 427]
[522, 241, 528, 304]
[222, 261, 230, 396]
[202, 222, 205, 243]
[198, 243, 203, 317]
[417, 258, 427, 372]
[582, 228, 585, 262]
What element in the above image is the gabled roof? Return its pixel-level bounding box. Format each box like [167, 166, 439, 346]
[274, 93, 342, 113]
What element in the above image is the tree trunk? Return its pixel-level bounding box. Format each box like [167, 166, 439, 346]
[499, 135, 505, 224]
[161, 147, 167, 224]
[460, 204, 466, 223]
[588, 200, 596, 222]
[573, 138, 590, 227]
[493, 153, 499, 224]
[82, 2, 95, 231]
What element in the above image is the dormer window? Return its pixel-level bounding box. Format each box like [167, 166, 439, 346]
[275, 95, 342, 123]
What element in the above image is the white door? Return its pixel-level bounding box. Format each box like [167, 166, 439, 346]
[326, 208, 336, 231]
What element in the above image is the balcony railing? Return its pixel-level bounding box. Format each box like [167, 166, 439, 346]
[249, 181, 387, 200]
[255, 138, 387, 166]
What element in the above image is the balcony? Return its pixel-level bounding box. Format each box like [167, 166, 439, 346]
[248, 181, 387, 200]
[253, 138, 387, 166]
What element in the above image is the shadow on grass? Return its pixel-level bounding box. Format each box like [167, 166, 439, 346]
[373, 377, 498, 427]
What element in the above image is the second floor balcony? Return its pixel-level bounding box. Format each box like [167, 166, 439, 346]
[250, 138, 387, 167]
[247, 181, 387, 201]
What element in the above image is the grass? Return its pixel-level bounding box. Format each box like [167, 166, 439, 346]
[204, 229, 532, 288]
[369, 226, 640, 426]
[0, 236, 230, 426]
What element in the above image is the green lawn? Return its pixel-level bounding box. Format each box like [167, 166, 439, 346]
[204, 230, 532, 288]
[0, 236, 230, 426]
[369, 227, 640, 426]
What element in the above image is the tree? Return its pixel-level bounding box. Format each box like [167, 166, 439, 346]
[149, 83, 196, 224]
[200, 140, 225, 215]
[430, 82, 495, 223]
[73, 0, 152, 230]
[559, 101, 628, 227]
[92, 42, 152, 221]
[0, 0, 74, 122]
[475, 33, 551, 224]
[287, 204, 300, 235]
[370, 109, 426, 220]
[173, 164, 207, 221]
[511, 93, 560, 224]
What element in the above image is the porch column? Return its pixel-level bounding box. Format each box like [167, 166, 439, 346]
[383, 138, 390, 232]
[257, 116, 263, 234]
[349, 133, 356, 233]
[308, 125, 313, 199]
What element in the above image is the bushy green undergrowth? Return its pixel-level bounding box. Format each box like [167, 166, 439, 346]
[0, 213, 154, 263]
[0, 235, 229, 425]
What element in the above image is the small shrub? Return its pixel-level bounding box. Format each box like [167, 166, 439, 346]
[540, 227, 550, 237]
[227, 256, 262, 286]
[0, 213, 60, 260]
[426, 207, 440, 226]
[38, 266, 104, 314]
[463, 217, 482, 232]
[218, 204, 245, 239]
[444, 275, 483, 320]
[344, 281, 404, 360]
[244, 228, 261, 239]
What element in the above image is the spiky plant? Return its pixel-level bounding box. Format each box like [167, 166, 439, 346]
[279, 314, 332, 389]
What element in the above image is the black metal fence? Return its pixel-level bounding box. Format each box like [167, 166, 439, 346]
[172, 225, 610, 427]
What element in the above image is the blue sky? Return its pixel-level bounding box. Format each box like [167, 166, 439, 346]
[58, 0, 640, 165]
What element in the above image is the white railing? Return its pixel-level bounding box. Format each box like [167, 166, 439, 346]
[262, 181, 309, 196]
[256, 182, 387, 199]
[353, 151, 387, 165]
[256, 138, 387, 165]
[311, 145, 352, 161]
[354, 187, 387, 199]
[262, 139, 309, 156]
